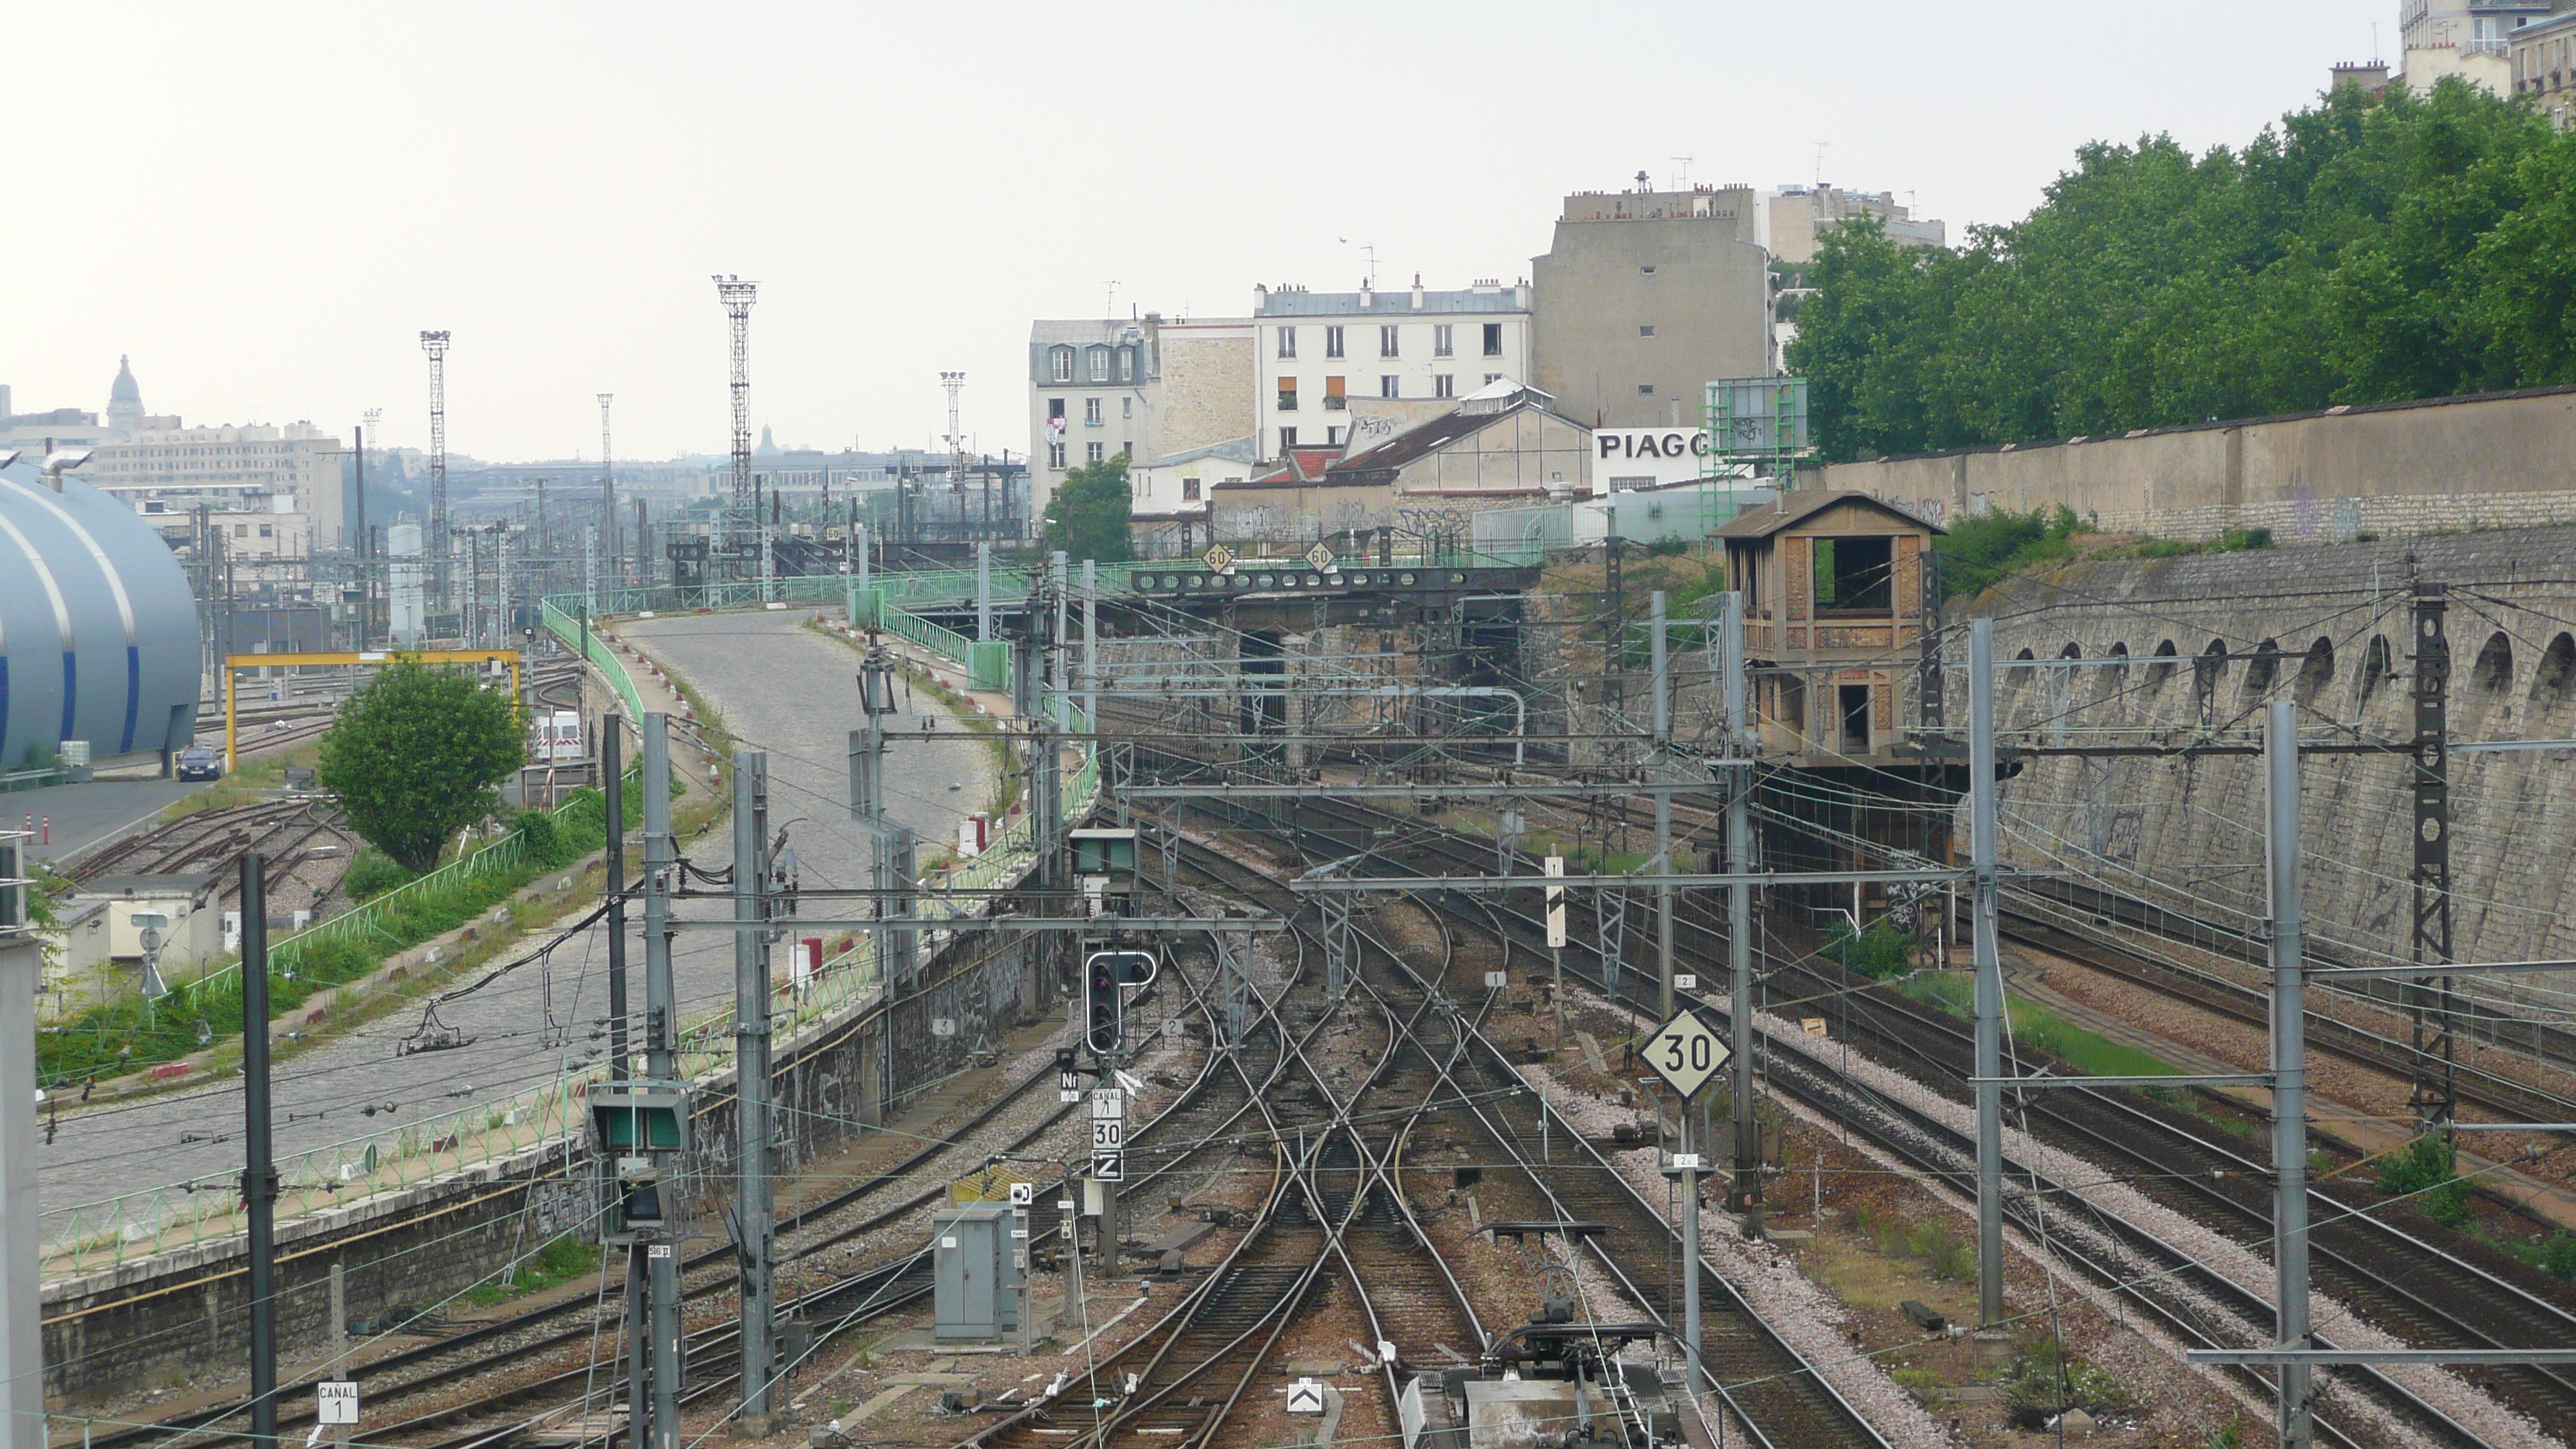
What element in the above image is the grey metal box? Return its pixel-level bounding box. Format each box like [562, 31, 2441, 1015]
[933, 1204, 1019, 1341]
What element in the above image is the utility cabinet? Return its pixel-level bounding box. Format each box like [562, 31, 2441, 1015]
[932, 1204, 1019, 1340]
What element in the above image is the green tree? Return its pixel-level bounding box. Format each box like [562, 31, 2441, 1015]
[1788, 77, 2576, 461]
[316, 656, 526, 872]
[1043, 454, 1135, 564]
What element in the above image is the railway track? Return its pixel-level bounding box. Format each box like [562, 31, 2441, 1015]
[1155, 809, 1892, 1449]
[1177, 785, 2576, 1448]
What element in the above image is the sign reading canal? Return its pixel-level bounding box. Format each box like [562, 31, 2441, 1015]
[1645, 1007, 1728, 1099]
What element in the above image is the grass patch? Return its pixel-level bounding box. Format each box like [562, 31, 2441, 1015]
[462, 1235, 601, 1306]
[1889, 1367, 1947, 1406]
[1852, 1203, 1977, 1282]
[1896, 971, 2180, 1081]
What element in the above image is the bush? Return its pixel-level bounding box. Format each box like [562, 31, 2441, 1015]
[2001, 1342, 2131, 1430]
[342, 851, 413, 903]
[2215, 526, 2274, 551]
[1826, 918, 1918, 979]
[2378, 1135, 2473, 1225]
[1906, 1219, 1977, 1281]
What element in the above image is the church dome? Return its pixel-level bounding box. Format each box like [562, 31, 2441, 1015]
[109, 355, 142, 405]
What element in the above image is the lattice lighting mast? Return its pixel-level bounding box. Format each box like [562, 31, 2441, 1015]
[714, 277, 759, 580]
[941, 370, 967, 516]
[599, 393, 617, 587]
[420, 331, 451, 618]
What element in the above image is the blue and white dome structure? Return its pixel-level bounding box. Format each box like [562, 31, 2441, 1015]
[0, 455, 200, 768]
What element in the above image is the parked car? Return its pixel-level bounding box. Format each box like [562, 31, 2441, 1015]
[176, 747, 224, 782]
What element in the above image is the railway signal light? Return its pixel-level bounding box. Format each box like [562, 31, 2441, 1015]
[1083, 950, 1157, 1057]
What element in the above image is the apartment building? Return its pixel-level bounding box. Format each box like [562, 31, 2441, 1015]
[86, 421, 344, 557]
[1252, 277, 1533, 463]
[2511, 7, 2576, 126]
[1024, 312, 1255, 522]
[1759, 185, 1946, 265]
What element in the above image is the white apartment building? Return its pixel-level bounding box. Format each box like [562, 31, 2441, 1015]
[86, 421, 344, 558]
[1253, 277, 1532, 464]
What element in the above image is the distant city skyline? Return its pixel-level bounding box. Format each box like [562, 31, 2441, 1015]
[5, 2, 2388, 463]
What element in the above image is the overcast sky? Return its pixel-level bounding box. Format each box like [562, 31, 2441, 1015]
[5, 2, 2389, 464]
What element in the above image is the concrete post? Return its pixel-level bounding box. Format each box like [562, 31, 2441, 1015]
[731, 753, 776, 1429]
[1721, 594, 1760, 1229]
[977, 541, 993, 642]
[1969, 619, 2005, 1327]
[2268, 701, 2313, 1449]
[0, 922, 42, 1449]
[242, 855, 280, 1449]
[639, 715, 681, 1449]
[1653, 591, 1673, 1023]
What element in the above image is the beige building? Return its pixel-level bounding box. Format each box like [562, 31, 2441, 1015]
[84, 399, 344, 558]
[2400, 1, 2558, 93]
[1759, 185, 1946, 266]
[1024, 312, 1254, 524]
[1211, 382, 1588, 544]
[2511, 8, 2576, 125]
[1530, 186, 1771, 430]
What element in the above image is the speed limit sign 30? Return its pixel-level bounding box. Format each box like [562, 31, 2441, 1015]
[1644, 1007, 1730, 1099]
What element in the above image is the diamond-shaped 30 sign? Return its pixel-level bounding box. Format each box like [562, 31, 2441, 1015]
[1645, 1007, 1729, 1099]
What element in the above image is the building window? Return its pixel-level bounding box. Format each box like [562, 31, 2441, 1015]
[1485, 374, 1503, 385]
[1085, 397, 1103, 424]
[1324, 375, 1346, 410]
[1122, 397, 1132, 419]
[1122, 441, 1133, 459]
[1276, 376, 1299, 411]
[1277, 326, 1298, 359]
[1434, 324, 1454, 357]
[1327, 426, 1345, 446]
[1324, 326, 1345, 358]
[1088, 349, 1110, 382]
[259, 524, 274, 538]
[1482, 323, 1504, 357]
[1180, 478, 1201, 501]
[1639, 324, 1656, 337]
[1379, 375, 1399, 398]
[1640, 265, 1656, 276]
[1118, 348, 1135, 383]
[1050, 397, 1066, 422]
[1050, 347, 1074, 382]
[1088, 442, 1105, 464]
[1638, 383, 1656, 395]
[235, 522, 249, 537]
[1434, 375, 1455, 399]
[1379, 325, 1399, 358]
[1279, 426, 1298, 452]
[1048, 443, 1067, 469]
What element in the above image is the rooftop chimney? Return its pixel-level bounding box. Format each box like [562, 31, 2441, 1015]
[1411, 273, 1423, 310]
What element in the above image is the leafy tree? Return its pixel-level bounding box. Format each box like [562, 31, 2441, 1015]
[317, 656, 526, 872]
[1790, 77, 2576, 461]
[1043, 455, 1135, 564]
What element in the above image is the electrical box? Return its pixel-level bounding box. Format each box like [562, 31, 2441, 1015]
[1068, 829, 1138, 876]
[968, 639, 1012, 694]
[588, 1081, 690, 1245]
[933, 1203, 1020, 1341]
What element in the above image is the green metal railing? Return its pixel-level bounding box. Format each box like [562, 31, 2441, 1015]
[542, 598, 648, 722]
